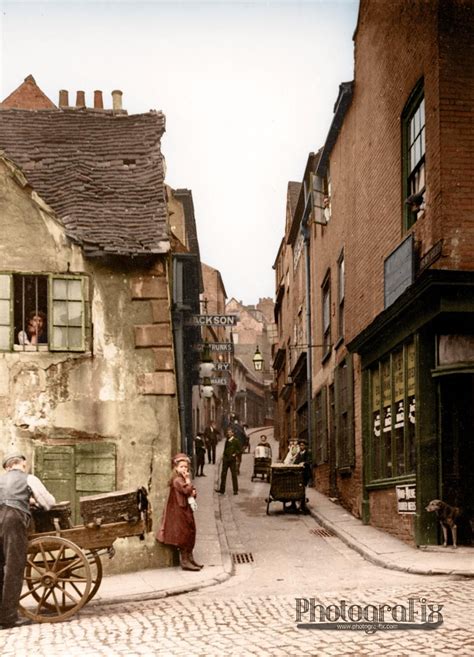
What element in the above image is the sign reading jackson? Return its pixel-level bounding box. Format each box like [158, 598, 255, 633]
[188, 314, 238, 327]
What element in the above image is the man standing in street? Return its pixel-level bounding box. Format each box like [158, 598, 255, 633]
[203, 420, 220, 465]
[0, 453, 56, 629]
[216, 428, 242, 495]
[294, 440, 312, 514]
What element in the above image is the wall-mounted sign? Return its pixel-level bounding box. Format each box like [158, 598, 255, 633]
[201, 377, 228, 386]
[188, 314, 238, 326]
[214, 362, 231, 371]
[194, 342, 234, 353]
[384, 235, 414, 309]
[396, 484, 416, 514]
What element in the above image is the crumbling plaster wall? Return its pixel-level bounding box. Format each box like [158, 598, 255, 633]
[0, 160, 179, 571]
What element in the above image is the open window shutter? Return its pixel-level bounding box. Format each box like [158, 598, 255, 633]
[312, 175, 327, 225]
[321, 385, 328, 463]
[347, 354, 355, 466]
[0, 274, 12, 350]
[34, 445, 75, 510]
[75, 443, 116, 520]
[49, 276, 86, 352]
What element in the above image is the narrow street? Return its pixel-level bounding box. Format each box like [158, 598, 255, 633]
[2, 432, 473, 657]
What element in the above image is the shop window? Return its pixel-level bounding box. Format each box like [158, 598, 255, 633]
[403, 81, 425, 230]
[314, 386, 328, 465]
[369, 342, 416, 481]
[35, 442, 116, 523]
[335, 355, 354, 469]
[0, 272, 89, 352]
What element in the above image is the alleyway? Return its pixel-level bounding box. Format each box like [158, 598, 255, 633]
[1, 431, 473, 657]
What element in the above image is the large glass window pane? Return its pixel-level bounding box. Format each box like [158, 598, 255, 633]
[53, 301, 68, 326]
[68, 280, 82, 300]
[53, 326, 68, 348]
[68, 328, 83, 349]
[53, 279, 68, 300]
[67, 302, 83, 326]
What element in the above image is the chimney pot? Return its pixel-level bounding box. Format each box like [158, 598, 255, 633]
[59, 90, 69, 108]
[111, 89, 123, 111]
[76, 90, 86, 108]
[94, 90, 104, 109]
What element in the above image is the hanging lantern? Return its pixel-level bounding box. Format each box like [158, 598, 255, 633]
[253, 345, 264, 371]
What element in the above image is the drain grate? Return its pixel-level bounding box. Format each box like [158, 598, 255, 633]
[310, 527, 336, 538]
[232, 552, 254, 564]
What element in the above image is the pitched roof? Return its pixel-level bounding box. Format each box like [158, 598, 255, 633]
[0, 75, 56, 110]
[0, 107, 169, 256]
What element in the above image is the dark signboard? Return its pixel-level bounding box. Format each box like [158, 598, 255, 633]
[384, 235, 414, 309]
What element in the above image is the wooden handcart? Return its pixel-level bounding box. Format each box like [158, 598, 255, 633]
[251, 445, 272, 482]
[19, 487, 151, 624]
[265, 464, 307, 515]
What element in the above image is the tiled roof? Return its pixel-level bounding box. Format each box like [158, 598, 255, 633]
[0, 108, 169, 256]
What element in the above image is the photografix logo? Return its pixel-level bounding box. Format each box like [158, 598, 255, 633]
[295, 597, 443, 633]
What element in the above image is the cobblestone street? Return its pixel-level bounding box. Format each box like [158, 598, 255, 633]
[2, 578, 473, 657]
[1, 437, 473, 656]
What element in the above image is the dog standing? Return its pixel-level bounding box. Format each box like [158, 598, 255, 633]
[425, 499, 462, 548]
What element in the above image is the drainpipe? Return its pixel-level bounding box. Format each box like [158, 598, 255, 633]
[301, 219, 313, 455]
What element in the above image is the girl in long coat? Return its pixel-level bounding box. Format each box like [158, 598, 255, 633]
[156, 454, 203, 571]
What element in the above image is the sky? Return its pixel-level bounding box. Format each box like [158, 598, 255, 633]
[0, 0, 359, 305]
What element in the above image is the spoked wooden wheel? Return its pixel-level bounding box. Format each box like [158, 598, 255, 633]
[19, 536, 92, 623]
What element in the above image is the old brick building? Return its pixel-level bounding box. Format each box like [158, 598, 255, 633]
[273, 0, 473, 546]
[0, 77, 186, 570]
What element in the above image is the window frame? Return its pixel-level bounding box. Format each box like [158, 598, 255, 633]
[337, 250, 345, 343]
[368, 341, 416, 484]
[321, 271, 331, 360]
[0, 272, 89, 353]
[402, 80, 425, 230]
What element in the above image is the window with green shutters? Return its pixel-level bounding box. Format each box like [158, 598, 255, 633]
[0, 273, 90, 352]
[35, 442, 116, 523]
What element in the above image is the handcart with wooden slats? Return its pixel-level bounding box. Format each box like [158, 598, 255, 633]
[19, 487, 151, 624]
[265, 464, 307, 514]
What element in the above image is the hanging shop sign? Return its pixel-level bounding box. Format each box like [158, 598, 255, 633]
[199, 377, 228, 386]
[194, 342, 234, 353]
[188, 314, 238, 326]
[396, 484, 416, 514]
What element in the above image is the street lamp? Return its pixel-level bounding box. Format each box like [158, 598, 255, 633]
[199, 340, 214, 378]
[253, 345, 264, 372]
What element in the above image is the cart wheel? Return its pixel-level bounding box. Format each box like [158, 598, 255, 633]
[19, 536, 92, 623]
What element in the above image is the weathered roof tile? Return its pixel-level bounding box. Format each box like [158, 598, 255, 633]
[0, 108, 169, 256]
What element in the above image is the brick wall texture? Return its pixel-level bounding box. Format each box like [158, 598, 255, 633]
[308, 0, 473, 538]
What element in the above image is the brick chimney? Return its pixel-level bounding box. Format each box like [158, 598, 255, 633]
[94, 90, 104, 109]
[75, 90, 86, 108]
[111, 89, 123, 111]
[58, 90, 69, 108]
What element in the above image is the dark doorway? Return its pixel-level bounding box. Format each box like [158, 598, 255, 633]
[440, 374, 474, 543]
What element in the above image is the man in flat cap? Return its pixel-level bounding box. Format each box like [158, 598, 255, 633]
[0, 453, 56, 629]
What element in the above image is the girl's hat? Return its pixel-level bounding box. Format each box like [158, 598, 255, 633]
[172, 453, 191, 465]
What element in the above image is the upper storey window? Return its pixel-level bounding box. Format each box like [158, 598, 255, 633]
[403, 81, 425, 230]
[0, 273, 88, 352]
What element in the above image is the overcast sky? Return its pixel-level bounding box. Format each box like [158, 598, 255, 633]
[0, 0, 359, 305]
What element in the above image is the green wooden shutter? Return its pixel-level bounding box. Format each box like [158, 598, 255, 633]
[346, 354, 355, 467]
[75, 443, 116, 520]
[0, 274, 12, 351]
[34, 445, 75, 507]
